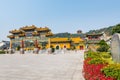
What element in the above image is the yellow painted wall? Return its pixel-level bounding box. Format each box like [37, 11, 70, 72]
[71, 37, 85, 50]
[46, 42, 71, 49]
[46, 42, 85, 50]
[46, 37, 85, 50]
[75, 44, 85, 50]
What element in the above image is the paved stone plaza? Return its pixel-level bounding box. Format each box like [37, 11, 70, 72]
[0, 52, 84, 80]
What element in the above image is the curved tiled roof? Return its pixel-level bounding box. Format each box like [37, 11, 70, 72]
[7, 35, 15, 39]
[19, 33, 25, 37]
[20, 25, 36, 31]
[9, 29, 22, 34]
[46, 32, 53, 37]
[32, 32, 40, 36]
[36, 27, 50, 32]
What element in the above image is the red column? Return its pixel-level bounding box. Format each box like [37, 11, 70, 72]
[21, 40, 24, 48]
[35, 39, 38, 48]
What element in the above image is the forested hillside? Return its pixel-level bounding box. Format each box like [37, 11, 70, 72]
[86, 26, 113, 36]
[86, 24, 120, 36]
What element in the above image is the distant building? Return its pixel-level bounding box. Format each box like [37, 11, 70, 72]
[46, 37, 85, 50]
[77, 30, 82, 34]
[7, 25, 53, 50]
[0, 41, 10, 49]
[86, 33, 103, 44]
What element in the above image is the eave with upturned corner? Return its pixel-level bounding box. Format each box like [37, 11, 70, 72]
[9, 29, 22, 34]
[7, 35, 15, 39]
[46, 32, 54, 37]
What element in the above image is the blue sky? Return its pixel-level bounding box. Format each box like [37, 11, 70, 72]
[0, 0, 120, 41]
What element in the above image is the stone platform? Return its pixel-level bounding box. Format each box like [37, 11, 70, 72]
[0, 52, 84, 80]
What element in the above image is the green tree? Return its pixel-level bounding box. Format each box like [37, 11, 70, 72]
[97, 40, 109, 52]
[112, 24, 120, 34]
[16, 46, 20, 51]
[98, 40, 108, 46]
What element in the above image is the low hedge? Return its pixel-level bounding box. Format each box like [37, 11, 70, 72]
[102, 64, 120, 80]
[84, 51, 100, 59]
[83, 51, 118, 80]
[100, 52, 111, 59]
[88, 58, 107, 64]
[0, 50, 5, 54]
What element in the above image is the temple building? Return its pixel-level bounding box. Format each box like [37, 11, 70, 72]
[71, 37, 85, 50]
[46, 38, 71, 49]
[7, 25, 53, 50]
[46, 37, 85, 50]
[7, 25, 85, 50]
[86, 33, 103, 44]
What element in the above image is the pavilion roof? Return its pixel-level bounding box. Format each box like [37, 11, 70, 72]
[9, 29, 22, 34]
[7, 35, 15, 39]
[86, 33, 103, 36]
[20, 25, 36, 31]
[46, 32, 54, 37]
[36, 27, 50, 32]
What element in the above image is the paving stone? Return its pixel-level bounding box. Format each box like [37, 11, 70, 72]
[0, 51, 84, 80]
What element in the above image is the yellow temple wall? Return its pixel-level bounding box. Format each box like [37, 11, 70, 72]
[46, 42, 71, 49]
[46, 37, 85, 50]
[75, 43, 85, 50]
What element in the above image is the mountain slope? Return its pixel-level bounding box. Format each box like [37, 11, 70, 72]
[86, 26, 114, 36]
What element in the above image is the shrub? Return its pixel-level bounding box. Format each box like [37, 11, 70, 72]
[100, 52, 111, 58]
[0, 50, 5, 54]
[85, 51, 112, 62]
[97, 40, 109, 52]
[88, 58, 107, 64]
[16, 46, 20, 51]
[84, 51, 101, 59]
[98, 40, 108, 46]
[112, 24, 120, 34]
[102, 64, 120, 80]
[83, 51, 116, 80]
[97, 45, 109, 52]
[83, 58, 115, 80]
[67, 48, 70, 50]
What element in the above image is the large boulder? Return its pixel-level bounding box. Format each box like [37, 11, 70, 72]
[111, 33, 120, 63]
